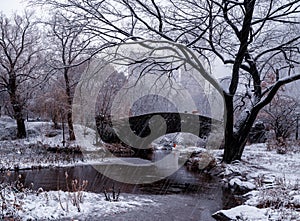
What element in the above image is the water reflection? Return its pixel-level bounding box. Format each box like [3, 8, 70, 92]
[0, 150, 241, 220]
[0, 161, 219, 196]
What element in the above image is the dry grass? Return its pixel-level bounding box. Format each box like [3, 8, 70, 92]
[57, 172, 88, 212]
[0, 173, 34, 220]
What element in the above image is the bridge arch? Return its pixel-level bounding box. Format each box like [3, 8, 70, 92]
[96, 112, 221, 149]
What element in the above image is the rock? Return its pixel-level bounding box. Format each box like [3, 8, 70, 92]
[229, 178, 256, 193]
[186, 152, 216, 171]
[291, 195, 300, 207]
[45, 130, 59, 137]
[244, 190, 260, 206]
[198, 152, 217, 170]
[212, 205, 268, 221]
[209, 165, 225, 177]
[153, 133, 205, 147]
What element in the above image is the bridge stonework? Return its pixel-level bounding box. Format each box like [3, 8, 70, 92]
[96, 112, 221, 148]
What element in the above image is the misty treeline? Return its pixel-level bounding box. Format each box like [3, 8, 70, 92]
[1, 0, 300, 163]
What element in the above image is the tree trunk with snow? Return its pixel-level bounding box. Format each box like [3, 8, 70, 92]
[223, 101, 260, 163]
[8, 72, 26, 139]
[10, 92, 26, 139]
[64, 69, 75, 141]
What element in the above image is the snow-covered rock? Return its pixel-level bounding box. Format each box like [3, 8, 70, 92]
[186, 151, 217, 171]
[152, 132, 206, 148]
[45, 130, 59, 137]
[212, 205, 268, 221]
[212, 142, 300, 220]
[229, 177, 256, 193]
[244, 190, 260, 206]
[291, 195, 300, 207]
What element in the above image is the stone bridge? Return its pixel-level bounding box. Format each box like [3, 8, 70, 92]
[96, 112, 223, 149]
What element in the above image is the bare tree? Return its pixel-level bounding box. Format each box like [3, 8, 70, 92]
[95, 71, 127, 143]
[31, 78, 69, 128]
[263, 95, 298, 140]
[0, 12, 43, 138]
[32, 0, 300, 163]
[96, 71, 127, 120]
[45, 12, 95, 140]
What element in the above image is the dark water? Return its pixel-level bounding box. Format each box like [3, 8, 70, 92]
[1, 163, 220, 195]
[0, 151, 238, 220]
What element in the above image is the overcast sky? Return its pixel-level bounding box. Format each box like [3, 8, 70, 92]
[0, 0, 25, 15]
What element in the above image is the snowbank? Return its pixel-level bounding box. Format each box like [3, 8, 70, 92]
[212, 143, 300, 220]
[1, 188, 158, 220]
[212, 205, 268, 221]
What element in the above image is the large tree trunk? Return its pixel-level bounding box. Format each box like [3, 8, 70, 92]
[9, 75, 26, 139]
[64, 69, 75, 141]
[67, 110, 75, 140]
[223, 129, 250, 163]
[11, 101, 26, 139]
[222, 94, 238, 163]
[16, 117, 26, 138]
[222, 96, 260, 163]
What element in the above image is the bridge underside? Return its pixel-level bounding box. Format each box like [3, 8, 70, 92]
[96, 112, 222, 149]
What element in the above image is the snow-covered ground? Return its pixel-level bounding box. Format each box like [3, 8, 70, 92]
[1, 184, 159, 221]
[0, 116, 214, 220]
[212, 143, 300, 220]
[0, 115, 108, 170]
[2, 116, 300, 220]
[0, 116, 208, 170]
